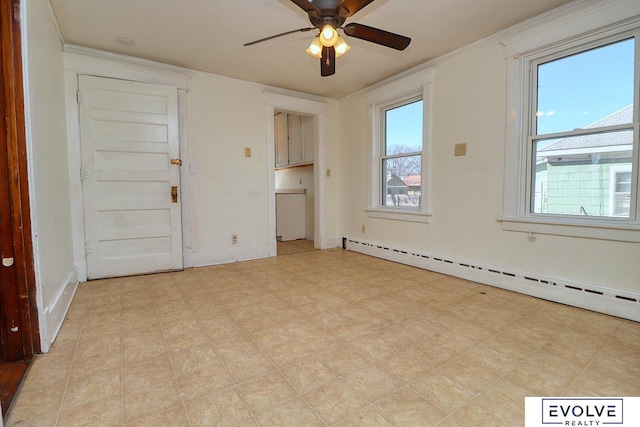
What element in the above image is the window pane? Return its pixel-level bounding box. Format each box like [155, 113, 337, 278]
[383, 155, 421, 207]
[385, 100, 423, 155]
[531, 129, 633, 217]
[536, 38, 634, 135]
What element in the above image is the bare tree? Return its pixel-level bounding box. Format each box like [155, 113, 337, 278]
[385, 145, 421, 178]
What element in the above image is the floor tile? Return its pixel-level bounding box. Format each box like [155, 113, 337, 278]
[254, 396, 324, 426]
[454, 396, 521, 427]
[124, 406, 190, 427]
[343, 364, 403, 403]
[335, 407, 394, 427]
[375, 387, 448, 426]
[281, 356, 337, 393]
[122, 379, 182, 423]
[303, 379, 369, 425]
[62, 367, 122, 411]
[186, 388, 252, 427]
[176, 361, 234, 402]
[57, 395, 122, 427]
[411, 372, 476, 414]
[224, 350, 277, 383]
[236, 371, 298, 413]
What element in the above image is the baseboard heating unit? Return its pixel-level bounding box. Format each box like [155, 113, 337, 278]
[343, 237, 640, 322]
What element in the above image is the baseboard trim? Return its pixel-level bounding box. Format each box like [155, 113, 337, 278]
[40, 268, 79, 352]
[191, 244, 271, 268]
[344, 237, 640, 322]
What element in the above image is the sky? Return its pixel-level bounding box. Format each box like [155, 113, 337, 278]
[385, 99, 423, 154]
[536, 37, 635, 136]
[384, 37, 635, 155]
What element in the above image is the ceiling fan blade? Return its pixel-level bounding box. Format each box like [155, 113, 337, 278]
[321, 46, 336, 76]
[343, 23, 411, 50]
[243, 27, 316, 46]
[337, 0, 376, 17]
[290, 0, 320, 15]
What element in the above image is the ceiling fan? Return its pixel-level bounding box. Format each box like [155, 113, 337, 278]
[244, 0, 411, 76]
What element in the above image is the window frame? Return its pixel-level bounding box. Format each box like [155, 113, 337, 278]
[380, 96, 424, 209]
[610, 164, 633, 217]
[365, 68, 434, 223]
[500, 2, 640, 242]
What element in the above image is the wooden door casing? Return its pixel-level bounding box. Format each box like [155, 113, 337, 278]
[0, 0, 39, 360]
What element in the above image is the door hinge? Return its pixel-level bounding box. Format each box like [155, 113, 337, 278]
[76, 90, 87, 105]
[80, 168, 91, 181]
[84, 243, 94, 256]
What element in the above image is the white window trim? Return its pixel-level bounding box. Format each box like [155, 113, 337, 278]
[365, 67, 434, 223]
[610, 164, 633, 217]
[499, 0, 640, 243]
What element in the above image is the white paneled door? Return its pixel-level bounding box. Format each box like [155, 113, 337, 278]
[79, 75, 183, 279]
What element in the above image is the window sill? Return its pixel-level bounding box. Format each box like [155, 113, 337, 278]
[366, 208, 431, 223]
[498, 215, 640, 243]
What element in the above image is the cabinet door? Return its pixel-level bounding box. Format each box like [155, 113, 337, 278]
[275, 113, 289, 167]
[288, 114, 302, 165]
[301, 115, 314, 164]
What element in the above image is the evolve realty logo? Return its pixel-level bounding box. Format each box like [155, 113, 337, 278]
[526, 397, 640, 427]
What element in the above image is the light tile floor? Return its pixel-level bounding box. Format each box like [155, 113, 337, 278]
[6, 249, 640, 426]
[276, 239, 316, 256]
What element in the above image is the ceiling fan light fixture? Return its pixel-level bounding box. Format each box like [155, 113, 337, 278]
[335, 36, 350, 57]
[319, 24, 339, 47]
[306, 37, 323, 58]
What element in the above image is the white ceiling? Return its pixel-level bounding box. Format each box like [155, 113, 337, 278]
[49, 0, 575, 99]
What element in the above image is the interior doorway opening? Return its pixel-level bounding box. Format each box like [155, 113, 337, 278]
[265, 92, 327, 257]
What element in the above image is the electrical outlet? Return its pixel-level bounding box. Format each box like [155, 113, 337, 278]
[244, 147, 251, 157]
[454, 143, 467, 156]
[361, 224, 366, 234]
[231, 234, 238, 245]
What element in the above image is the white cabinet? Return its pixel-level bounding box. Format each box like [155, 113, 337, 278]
[275, 113, 313, 168]
[275, 113, 289, 168]
[276, 190, 306, 241]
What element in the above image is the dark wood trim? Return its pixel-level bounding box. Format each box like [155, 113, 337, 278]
[0, 361, 29, 417]
[0, 0, 40, 357]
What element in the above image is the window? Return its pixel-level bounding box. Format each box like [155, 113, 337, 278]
[501, 3, 640, 242]
[382, 98, 423, 208]
[365, 68, 433, 222]
[530, 38, 635, 219]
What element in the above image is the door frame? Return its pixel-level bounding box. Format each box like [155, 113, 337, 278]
[0, 0, 39, 356]
[265, 92, 328, 254]
[63, 46, 192, 281]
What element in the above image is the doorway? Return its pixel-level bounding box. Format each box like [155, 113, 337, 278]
[274, 111, 316, 255]
[265, 92, 328, 257]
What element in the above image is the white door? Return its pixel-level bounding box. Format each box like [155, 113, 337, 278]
[79, 75, 182, 279]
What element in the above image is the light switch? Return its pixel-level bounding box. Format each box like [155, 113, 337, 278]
[455, 143, 467, 156]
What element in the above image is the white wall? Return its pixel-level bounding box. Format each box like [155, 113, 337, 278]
[186, 72, 341, 265]
[338, 40, 640, 296]
[23, 0, 77, 351]
[187, 72, 271, 264]
[276, 166, 315, 239]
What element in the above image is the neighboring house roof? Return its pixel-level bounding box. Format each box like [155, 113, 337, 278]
[540, 105, 633, 153]
[386, 176, 407, 187]
[403, 174, 422, 187]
